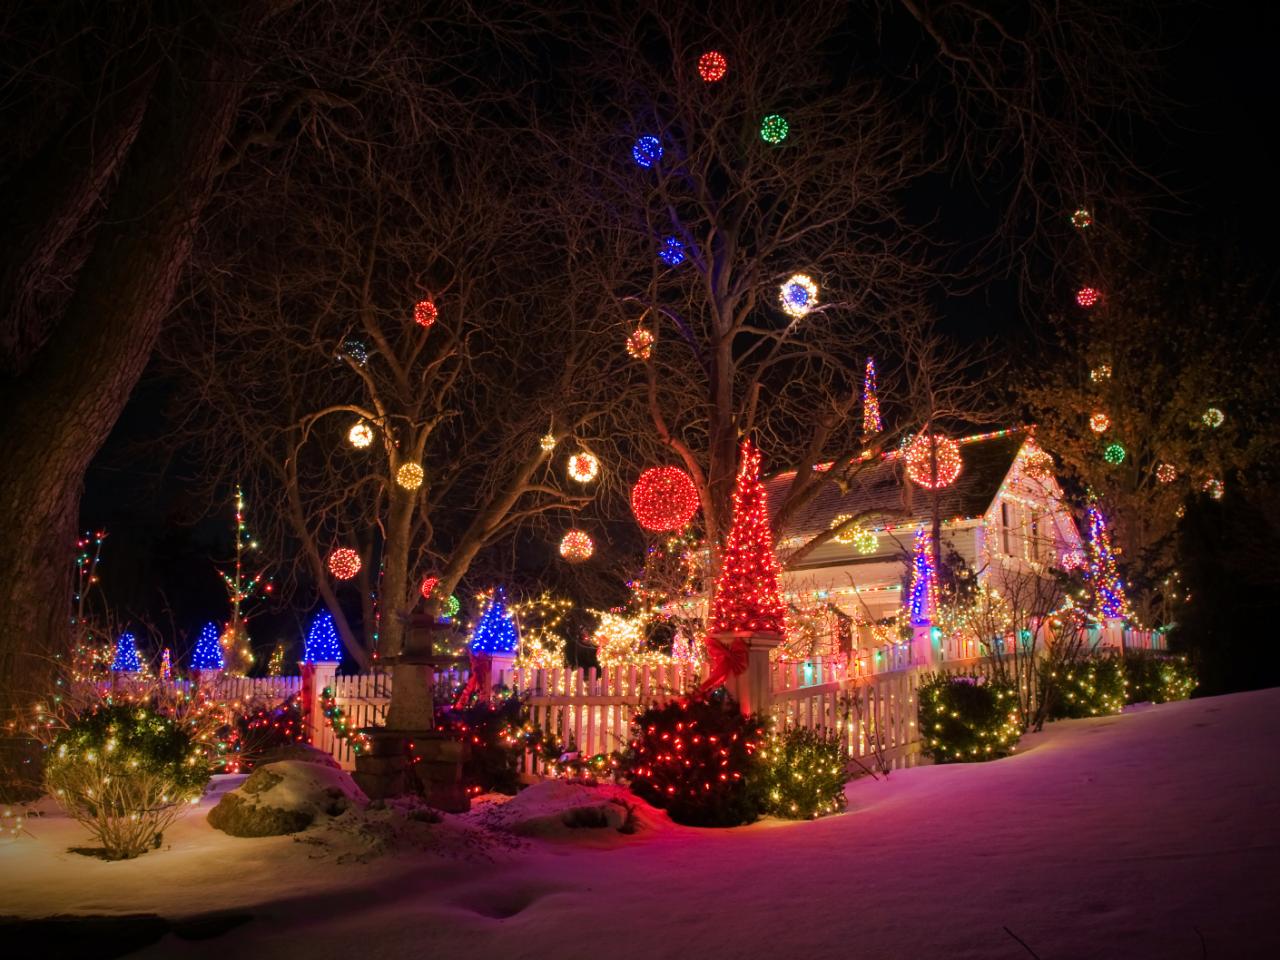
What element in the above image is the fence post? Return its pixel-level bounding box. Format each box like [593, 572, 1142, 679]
[911, 624, 938, 666]
[709, 631, 782, 715]
[301, 660, 339, 748]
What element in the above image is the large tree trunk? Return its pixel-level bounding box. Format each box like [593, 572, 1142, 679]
[0, 12, 261, 795]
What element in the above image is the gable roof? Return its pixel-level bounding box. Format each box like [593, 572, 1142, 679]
[767, 429, 1027, 541]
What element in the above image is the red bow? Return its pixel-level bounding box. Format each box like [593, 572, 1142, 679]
[699, 637, 749, 695]
[453, 653, 492, 709]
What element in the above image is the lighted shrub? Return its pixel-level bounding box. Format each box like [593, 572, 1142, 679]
[622, 692, 767, 827]
[759, 726, 848, 819]
[219, 694, 307, 773]
[1123, 652, 1197, 704]
[1042, 656, 1126, 720]
[918, 673, 1021, 763]
[44, 704, 210, 859]
[434, 691, 530, 795]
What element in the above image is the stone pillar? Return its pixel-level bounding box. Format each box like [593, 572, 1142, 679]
[710, 632, 782, 716]
[301, 660, 339, 749]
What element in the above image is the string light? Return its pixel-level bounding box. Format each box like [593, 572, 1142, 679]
[1085, 503, 1129, 620]
[339, 339, 368, 366]
[631, 466, 700, 531]
[1090, 363, 1112, 382]
[1071, 208, 1093, 229]
[1202, 477, 1224, 500]
[420, 575, 439, 600]
[830, 514, 857, 545]
[512, 593, 572, 668]
[110, 632, 141, 672]
[1089, 412, 1111, 433]
[1156, 463, 1177, 484]
[626, 327, 655, 360]
[1103, 443, 1126, 465]
[328, 548, 361, 580]
[191, 622, 225, 671]
[853, 527, 878, 555]
[414, 299, 438, 328]
[697, 50, 728, 82]
[567, 451, 600, 483]
[861, 356, 882, 434]
[710, 439, 786, 634]
[908, 528, 937, 625]
[658, 236, 685, 266]
[559, 529, 595, 562]
[632, 135, 662, 168]
[1202, 407, 1225, 428]
[540, 432, 557, 452]
[760, 114, 789, 144]
[470, 589, 518, 654]
[396, 462, 424, 491]
[1023, 447, 1056, 483]
[904, 434, 963, 488]
[348, 422, 373, 449]
[442, 594, 461, 619]
[1076, 286, 1100, 308]
[779, 273, 817, 317]
[302, 609, 342, 663]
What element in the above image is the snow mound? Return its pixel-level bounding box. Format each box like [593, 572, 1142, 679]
[463, 780, 672, 842]
[207, 760, 367, 837]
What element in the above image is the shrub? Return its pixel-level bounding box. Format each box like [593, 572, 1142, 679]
[621, 691, 767, 827]
[918, 673, 1021, 763]
[218, 694, 307, 773]
[1041, 656, 1126, 720]
[1123, 652, 1197, 704]
[758, 726, 848, 819]
[44, 704, 210, 859]
[434, 690, 531, 795]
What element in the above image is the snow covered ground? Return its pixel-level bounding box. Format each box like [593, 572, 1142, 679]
[3, 687, 1279, 959]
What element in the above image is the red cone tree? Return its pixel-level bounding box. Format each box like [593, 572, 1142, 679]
[710, 440, 786, 636]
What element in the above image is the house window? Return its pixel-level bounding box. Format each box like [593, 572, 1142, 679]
[1000, 501, 1011, 554]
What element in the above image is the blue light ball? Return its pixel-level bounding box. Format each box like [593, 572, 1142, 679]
[633, 135, 662, 169]
[658, 236, 685, 266]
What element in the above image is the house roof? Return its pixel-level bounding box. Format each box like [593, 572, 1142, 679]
[766, 429, 1027, 540]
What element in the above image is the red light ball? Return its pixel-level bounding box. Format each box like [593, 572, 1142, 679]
[420, 575, 439, 600]
[631, 466, 700, 531]
[414, 298, 438, 328]
[697, 51, 728, 83]
[1075, 286, 1100, 308]
[328, 548, 361, 580]
[904, 434, 963, 489]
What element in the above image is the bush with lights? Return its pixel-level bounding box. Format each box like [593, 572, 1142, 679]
[1041, 656, 1126, 720]
[220, 694, 307, 773]
[758, 726, 849, 819]
[621, 690, 767, 827]
[1122, 652, 1197, 704]
[918, 673, 1021, 763]
[433, 689, 536, 796]
[43, 704, 210, 859]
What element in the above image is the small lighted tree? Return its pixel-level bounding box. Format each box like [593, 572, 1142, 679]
[1085, 501, 1130, 621]
[710, 440, 786, 637]
[216, 484, 271, 675]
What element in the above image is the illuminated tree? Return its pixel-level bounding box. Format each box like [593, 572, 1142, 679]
[711, 441, 785, 636]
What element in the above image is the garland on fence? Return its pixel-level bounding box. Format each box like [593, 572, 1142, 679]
[320, 685, 371, 755]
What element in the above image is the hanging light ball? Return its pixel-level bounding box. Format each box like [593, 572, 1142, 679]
[1202, 477, 1224, 500]
[420, 575, 439, 600]
[340, 339, 368, 366]
[559, 529, 595, 562]
[1076, 286, 1100, 308]
[1071, 208, 1093, 229]
[760, 114, 789, 144]
[1103, 442, 1127, 465]
[904, 434, 963, 488]
[626, 327, 655, 360]
[540, 432, 557, 452]
[1024, 448, 1056, 482]
[1090, 363, 1112, 382]
[853, 527, 878, 555]
[442, 594, 461, 619]
[658, 236, 685, 266]
[328, 548, 361, 580]
[348, 422, 374, 449]
[830, 514, 857, 545]
[632, 135, 662, 168]
[567, 451, 600, 483]
[414, 299, 438, 328]
[1089, 412, 1111, 433]
[697, 50, 728, 82]
[1156, 462, 1177, 484]
[779, 273, 818, 317]
[1202, 407, 1225, 428]
[631, 466, 699, 531]
[396, 462, 424, 491]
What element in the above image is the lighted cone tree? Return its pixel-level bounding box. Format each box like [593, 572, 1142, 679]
[1085, 502, 1130, 621]
[710, 440, 786, 637]
[907, 528, 937, 626]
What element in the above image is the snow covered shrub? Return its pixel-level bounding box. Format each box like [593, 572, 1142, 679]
[622, 691, 767, 827]
[44, 704, 210, 859]
[1041, 656, 1126, 720]
[758, 726, 848, 819]
[918, 674, 1021, 763]
[1122, 652, 1197, 704]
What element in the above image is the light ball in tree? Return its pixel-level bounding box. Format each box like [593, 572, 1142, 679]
[1071, 208, 1093, 229]
[830, 514, 857, 545]
[658, 236, 685, 266]
[697, 50, 728, 82]
[632, 135, 662, 168]
[626, 327, 655, 360]
[1076, 286, 1100, 308]
[340, 339, 368, 366]
[1155, 462, 1177, 484]
[760, 114, 789, 144]
[420, 575, 439, 600]
[631, 466, 700, 531]
[779, 273, 818, 318]
[1202, 477, 1224, 500]
[1103, 443, 1126, 465]
[1202, 407, 1225, 428]
[567, 451, 600, 483]
[414, 298, 438, 328]
[904, 434, 963, 489]
[328, 548, 361, 580]
[442, 594, 461, 619]
[396, 462, 424, 491]
[1089, 412, 1111, 433]
[1090, 363, 1112, 382]
[853, 527, 878, 555]
[348, 422, 374, 449]
[559, 529, 595, 562]
[540, 432, 557, 452]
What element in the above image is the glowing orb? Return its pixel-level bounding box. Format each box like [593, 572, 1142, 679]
[567, 451, 600, 483]
[414, 299, 438, 328]
[396, 462, 424, 491]
[1155, 463, 1177, 484]
[348, 422, 374, 449]
[1090, 364, 1112, 382]
[760, 114, 789, 144]
[1024, 449, 1055, 482]
[420, 576, 439, 600]
[904, 434, 963, 488]
[1089, 412, 1111, 433]
[1103, 443, 1126, 465]
[540, 433, 557, 452]
[658, 236, 685, 266]
[1202, 407, 1225, 428]
[633, 135, 662, 168]
[1076, 286, 1100, 308]
[631, 466, 699, 531]
[443, 594, 460, 618]
[1071, 208, 1093, 229]
[1202, 477, 1224, 500]
[697, 51, 728, 82]
[559, 529, 594, 562]
[779, 273, 818, 317]
[340, 339, 368, 366]
[626, 327, 655, 360]
[328, 548, 361, 580]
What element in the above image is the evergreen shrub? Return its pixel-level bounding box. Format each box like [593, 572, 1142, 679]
[918, 673, 1021, 763]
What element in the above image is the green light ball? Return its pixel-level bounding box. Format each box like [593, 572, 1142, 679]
[760, 114, 789, 144]
[1103, 443, 1126, 465]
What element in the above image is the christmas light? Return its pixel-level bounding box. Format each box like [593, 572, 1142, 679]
[191, 622, 225, 670]
[414, 298, 438, 328]
[328, 548, 361, 580]
[1076, 286, 1100, 308]
[396, 462, 424, 491]
[853, 527, 878, 555]
[442, 594, 461, 619]
[626, 327, 655, 360]
[1090, 363, 1112, 382]
[302, 609, 342, 663]
[470, 589, 518, 654]
[340, 339, 368, 366]
[1023, 447, 1056, 483]
[1202, 477, 1224, 500]
[904, 434, 963, 488]
[710, 440, 786, 635]
[559, 529, 595, 562]
[420, 575, 439, 600]
[348, 422, 373, 449]
[160, 648, 172, 680]
[779, 273, 817, 317]
[1156, 463, 1177, 484]
[658, 236, 685, 266]
[512, 593, 572, 668]
[1103, 443, 1126, 465]
[631, 466, 700, 531]
[1089, 411, 1111, 433]
[908, 528, 937, 625]
[540, 432, 557, 452]
[320, 686, 370, 756]
[1085, 503, 1129, 619]
[697, 50, 728, 82]
[760, 114, 789, 144]
[567, 451, 600, 483]
[861, 356, 882, 434]
[110, 632, 141, 672]
[1202, 407, 1225, 428]
[1071, 208, 1093, 229]
[632, 135, 662, 168]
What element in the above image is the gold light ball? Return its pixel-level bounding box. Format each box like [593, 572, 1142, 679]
[567, 451, 600, 483]
[348, 422, 374, 448]
[396, 462, 424, 491]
